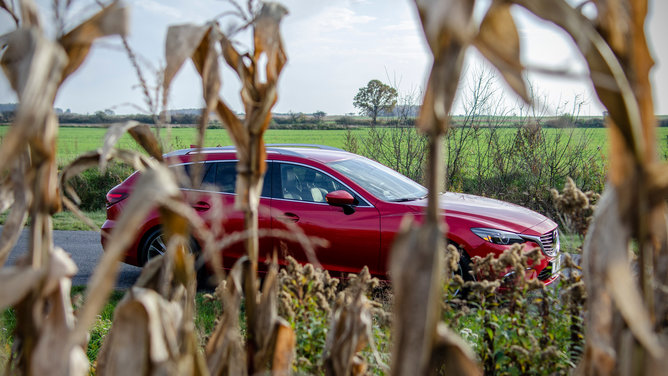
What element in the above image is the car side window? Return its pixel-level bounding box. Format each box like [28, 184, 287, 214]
[214, 162, 236, 193]
[170, 163, 211, 188]
[277, 163, 355, 203]
[172, 161, 271, 197]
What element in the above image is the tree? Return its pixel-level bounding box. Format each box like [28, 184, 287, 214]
[353, 79, 398, 125]
[313, 110, 326, 123]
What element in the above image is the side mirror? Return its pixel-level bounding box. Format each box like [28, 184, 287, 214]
[326, 190, 356, 206]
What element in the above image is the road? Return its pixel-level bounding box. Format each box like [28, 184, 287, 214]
[2, 227, 580, 289]
[2, 227, 142, 289]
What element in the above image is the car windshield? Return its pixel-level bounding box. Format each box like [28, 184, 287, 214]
[327, 157, 428, 202]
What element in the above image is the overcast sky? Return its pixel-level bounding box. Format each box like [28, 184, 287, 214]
[1, 0, 667, 116]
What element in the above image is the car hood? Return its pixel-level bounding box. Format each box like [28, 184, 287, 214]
[405, 192, 553, 234]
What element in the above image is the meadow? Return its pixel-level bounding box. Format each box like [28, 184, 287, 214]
[3, 124, 668, 166]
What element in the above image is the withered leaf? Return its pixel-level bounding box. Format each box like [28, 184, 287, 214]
[101, 121, 163, 168]
[206, 258, 247, 376]
[583, 188, 663, 359]
[0, 152, 30, 265]
[163, 24, 210, 91]
[429, 323, 481, 375]
[32, 248, 87, 376]
[58, 1, 129, 83]
[0, 0, 19, 26]
[0, 28, 66, 168]
[390, 216, 448, 375]
[272, 322, 296, 374]
[324, 292, 372, 376]
[18, 0, 41, 29]
[96, 287, 183, 375]
[414, 0, 474, 134]
[191, 25, 221, 150]
[473, 2, 529, 103]
[511, 0, 645, 164]
[0, 266, 43, 310]
[73, 166, 180, 345]
[252, 2, 288, 87]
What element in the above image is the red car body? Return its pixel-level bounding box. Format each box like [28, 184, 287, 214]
[101, 145, 560, 284]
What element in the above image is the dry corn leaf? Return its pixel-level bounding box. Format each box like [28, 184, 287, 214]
[390, 217, 448, 375]
[31, 247, 88, 376]
[72, 166, 180, 344]
[60, 149, 154, 210]
[595, 0, 629, 56]
[163, 24, 210, 92]
[205, 258, 247, 376]
[414, 0, 474, 134]
[473, 1, 529, 103]
[18, 0, 40, 28]
[251, 260, 295, 373]
[511, 0, 645, 163]
[429, 323, 481, 375]
[101, 121, 162, 169]
[0, 0, 19, 26]
[272, 322, 296, 375]
[0, 265, 43, 310]
[191, 25, 221, 151]
[251, 3, 288, 98]
[323, 291, 372, 376]
[582, 188, 663, 362]
[0, 152, 30, 265]
[96, 287, 184, 376]
[215, 2, 288, 214]
[58, 1, 129, 83]
[0, 28, 66, 167]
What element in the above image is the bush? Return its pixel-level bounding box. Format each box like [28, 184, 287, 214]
[65, 162, 135, 210]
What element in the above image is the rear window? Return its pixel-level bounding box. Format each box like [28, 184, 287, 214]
[171, 161, 271, 197]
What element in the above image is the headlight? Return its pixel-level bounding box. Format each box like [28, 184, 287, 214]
[471, 228, 525, 245]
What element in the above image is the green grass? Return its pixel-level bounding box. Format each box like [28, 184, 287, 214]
[6, 125, 665, 166]
[0, 210, 106, 231]
[560, 233, 584, 253]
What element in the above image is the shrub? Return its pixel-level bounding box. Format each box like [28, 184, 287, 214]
[65, 162, 135, 210]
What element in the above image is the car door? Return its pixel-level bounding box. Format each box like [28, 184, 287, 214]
[180, 161, 272, 267]
[270, 162, 381, 274]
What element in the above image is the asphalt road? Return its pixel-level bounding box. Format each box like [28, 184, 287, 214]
[2, 226, 142, 289]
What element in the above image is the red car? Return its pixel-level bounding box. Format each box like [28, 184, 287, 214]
[101, 145, 560, 285]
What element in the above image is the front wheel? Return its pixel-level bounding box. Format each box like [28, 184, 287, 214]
[447, 242, 475, 297]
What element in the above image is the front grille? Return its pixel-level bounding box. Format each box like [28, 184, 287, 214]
[538, 261, 553, 280]
[539, 229, 559, 257]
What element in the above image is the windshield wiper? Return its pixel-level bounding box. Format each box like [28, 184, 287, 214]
[390, 195, 427, 202]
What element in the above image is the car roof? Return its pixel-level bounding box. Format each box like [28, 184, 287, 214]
[163, 144, 356, 164]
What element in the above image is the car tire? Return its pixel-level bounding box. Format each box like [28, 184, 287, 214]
[448, 242, 475, 297]
[141, 227, 167, 265]
[140, 227, 210, 288]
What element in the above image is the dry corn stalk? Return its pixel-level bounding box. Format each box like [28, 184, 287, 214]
[414, 0, 668, 373]
[495, 0, 668, 373]
[387, 0, 537, 373]
[323, 267, 386, 376]
[162, 2, 294, 373]
[0, 1, 128, 374]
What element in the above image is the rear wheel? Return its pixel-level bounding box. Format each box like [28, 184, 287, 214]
[141, 227, 167, 265]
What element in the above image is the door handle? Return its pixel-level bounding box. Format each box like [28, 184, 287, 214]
[192, 201, 211, 212]
[277, 212, 299, 223]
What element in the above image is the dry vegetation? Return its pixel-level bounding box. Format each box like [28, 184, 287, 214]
[1, 0, 667, 375]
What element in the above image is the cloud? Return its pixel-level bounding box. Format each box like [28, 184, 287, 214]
[314, 7, 375, 31]
[135, 0, 184, 20]
[381, 20, 418, 32]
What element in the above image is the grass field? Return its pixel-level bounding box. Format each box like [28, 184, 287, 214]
[3, 124, 668, 166]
